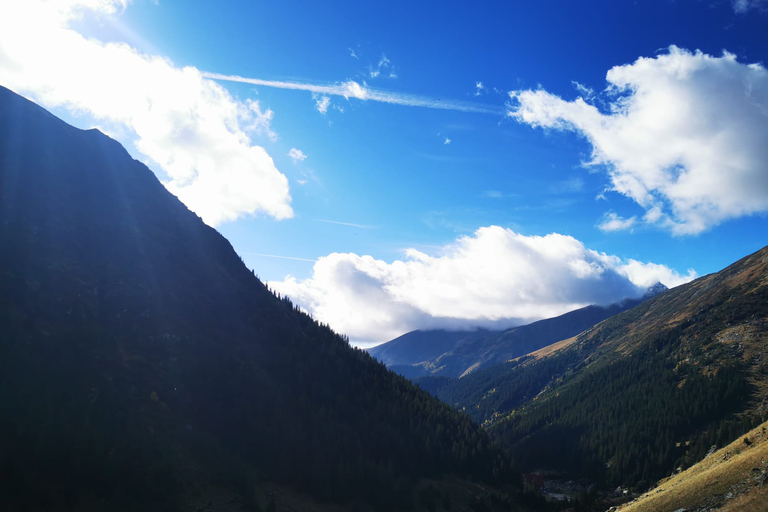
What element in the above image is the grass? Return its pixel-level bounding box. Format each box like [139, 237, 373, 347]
[617, 420, 768, 512]
[518, 335, 579, 361]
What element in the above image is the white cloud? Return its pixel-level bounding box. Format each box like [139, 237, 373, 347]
[288, 148, 307, 162]
[369, 54, 394, 79]
[598, 212, 636, 232]
[242, 99, 277, 141]
[444, 137, 451, 145]
[509, 46, 768, 235]
[314, 94, 331, 114]
[269, 226, 695, 344]
[475, 81, 485, 96]
[618, 259, 695, 291]
[572, 80, 594, 100]
[0, 0, 292, 226]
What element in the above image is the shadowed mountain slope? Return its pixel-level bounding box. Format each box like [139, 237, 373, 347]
[0, 86, 521, 511]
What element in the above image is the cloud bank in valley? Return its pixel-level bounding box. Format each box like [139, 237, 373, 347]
[509, 46, 768, 235]
[0, 0, 292, 226]
[269, 226, 696, 345]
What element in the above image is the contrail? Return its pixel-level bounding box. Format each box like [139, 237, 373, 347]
[316, 219, 373, 229]
[241, 252, 316, 262]
[202, 72, 505, 115]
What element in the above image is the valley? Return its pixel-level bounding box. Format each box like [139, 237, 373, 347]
[378, 245, 768, 505]
[2, 77, 767, 511]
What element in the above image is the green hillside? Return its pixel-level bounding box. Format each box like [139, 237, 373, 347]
[424, 245, 768, 491]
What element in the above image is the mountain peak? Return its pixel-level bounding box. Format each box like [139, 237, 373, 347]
[642, 281, 669, 299]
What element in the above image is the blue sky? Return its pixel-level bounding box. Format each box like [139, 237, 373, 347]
[1, 0, 766, 345]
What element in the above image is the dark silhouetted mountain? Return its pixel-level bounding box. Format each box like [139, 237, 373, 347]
[426, 247, 768, 491]
[0, 86, 522, 511]
[370, 286, 665, 379]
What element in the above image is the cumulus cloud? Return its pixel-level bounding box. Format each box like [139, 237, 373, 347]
[598, 212, 637, 232]
[0, 0, 292, 226]
[288, 148, 307, 162]
[509, 46, 768, 235]
[314, 94, 331, 114]
[269, 226, 696, 344]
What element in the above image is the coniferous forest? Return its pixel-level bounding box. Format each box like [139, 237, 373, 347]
[418, 253, 768, 492]
[0, 85, 521, 511]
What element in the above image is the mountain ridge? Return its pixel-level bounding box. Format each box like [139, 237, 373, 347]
[430, 244, 768, 490]
[370, 284, 667, 379]
[0, 85, 521, 511]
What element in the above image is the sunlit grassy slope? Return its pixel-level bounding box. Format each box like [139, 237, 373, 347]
[618, 420, 768, 512]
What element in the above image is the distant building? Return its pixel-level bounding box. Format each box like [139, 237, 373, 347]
[524, 473, 545, 489]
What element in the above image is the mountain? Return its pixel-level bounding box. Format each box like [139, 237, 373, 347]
[426, 245, 768, 491]
[370, 289, 665, 379]
[0, 85, 523, 511]
[369, 329, 494, 377]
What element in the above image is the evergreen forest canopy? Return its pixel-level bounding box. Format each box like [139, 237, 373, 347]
[418, 246, 768, 491]
[0, 85, 524, 512]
